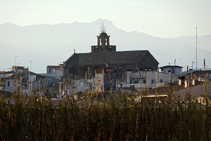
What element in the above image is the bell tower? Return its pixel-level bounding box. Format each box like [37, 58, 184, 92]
[98, 24, 110, 47]
[91, 24, 116, 53]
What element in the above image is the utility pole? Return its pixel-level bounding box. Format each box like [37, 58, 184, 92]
[192, 61, 195, 70]
[30, 61, 33, 71]
[196, 27, 197, 70]
[15, 55, 18, 66]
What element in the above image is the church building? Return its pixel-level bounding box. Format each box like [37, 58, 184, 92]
[63, 27, 159, 80]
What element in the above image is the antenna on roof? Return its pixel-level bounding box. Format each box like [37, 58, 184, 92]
[192, 61, 195, 70]
[100, 22, 106, 33]
[196, 26, 197, 70]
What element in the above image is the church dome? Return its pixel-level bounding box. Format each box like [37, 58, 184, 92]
[99, 32, 108, 37]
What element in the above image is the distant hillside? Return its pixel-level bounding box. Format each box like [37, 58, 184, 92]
[0, 19, 211, 73]
[173, 35, 211, 52]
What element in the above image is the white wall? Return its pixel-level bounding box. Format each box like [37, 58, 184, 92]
[123, 71, 171, 89]
[0, 72, 14, 78]
[55, 69, 63, 78]
[5, 79, 16, 92]
[47, 68, 63, 79]
[161, 67, 182, 74]
[5, 74, 37, 94]
[175, 68, 182, 74]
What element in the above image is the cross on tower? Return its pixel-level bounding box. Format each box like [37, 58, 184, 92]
[100, 22, 106, 33]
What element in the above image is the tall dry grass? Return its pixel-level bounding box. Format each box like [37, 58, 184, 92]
[0, 89, 211, 140]
[1, 62, 211, 140]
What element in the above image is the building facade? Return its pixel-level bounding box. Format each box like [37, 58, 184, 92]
[63, 31, 159, 80]
[118, 70, 171, 89]
[47, 65, 63, 79]
[160, 65, 183, 74]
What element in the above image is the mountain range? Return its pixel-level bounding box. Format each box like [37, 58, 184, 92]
[0, 19, 211, 73]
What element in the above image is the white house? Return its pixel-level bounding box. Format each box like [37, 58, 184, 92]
[118, 70, 171, 89]
[0, 71, 14, 78]
[47, 65, 63, 79]
[0, 71, 15, 91]
[160, 65, 183, 74]
[5, 71, 38, 94]
[3, 66, 42, 94]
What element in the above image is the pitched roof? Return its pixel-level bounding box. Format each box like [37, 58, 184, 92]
[6, 71, 43, 79]
[0, 71, 14, 74]
[176, 70, 197, 76]
[34, 76, 60, 90]
[64, 50, 158, 67]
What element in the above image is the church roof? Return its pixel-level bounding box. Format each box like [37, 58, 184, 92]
[64, 50, 159, 67]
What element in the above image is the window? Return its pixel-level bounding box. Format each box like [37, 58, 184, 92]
[143, 80, 146, 83]
[160, 79, 163, 83]
[203, 99, 205, 104]
[151, 79, 154, 84]
[48, 68, 51, 73]
[7, 81, 10, 86]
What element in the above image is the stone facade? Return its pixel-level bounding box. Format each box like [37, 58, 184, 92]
[95, 69, 116, 92]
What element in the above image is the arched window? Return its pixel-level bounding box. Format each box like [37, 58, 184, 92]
[100, 39, 102, 45]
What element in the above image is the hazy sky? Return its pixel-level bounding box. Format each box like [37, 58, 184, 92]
[0, 0, 211, 37]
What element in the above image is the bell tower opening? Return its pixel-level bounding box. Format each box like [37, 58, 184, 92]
[98, 32, 109, 47]
[91, 23, 116, 53]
